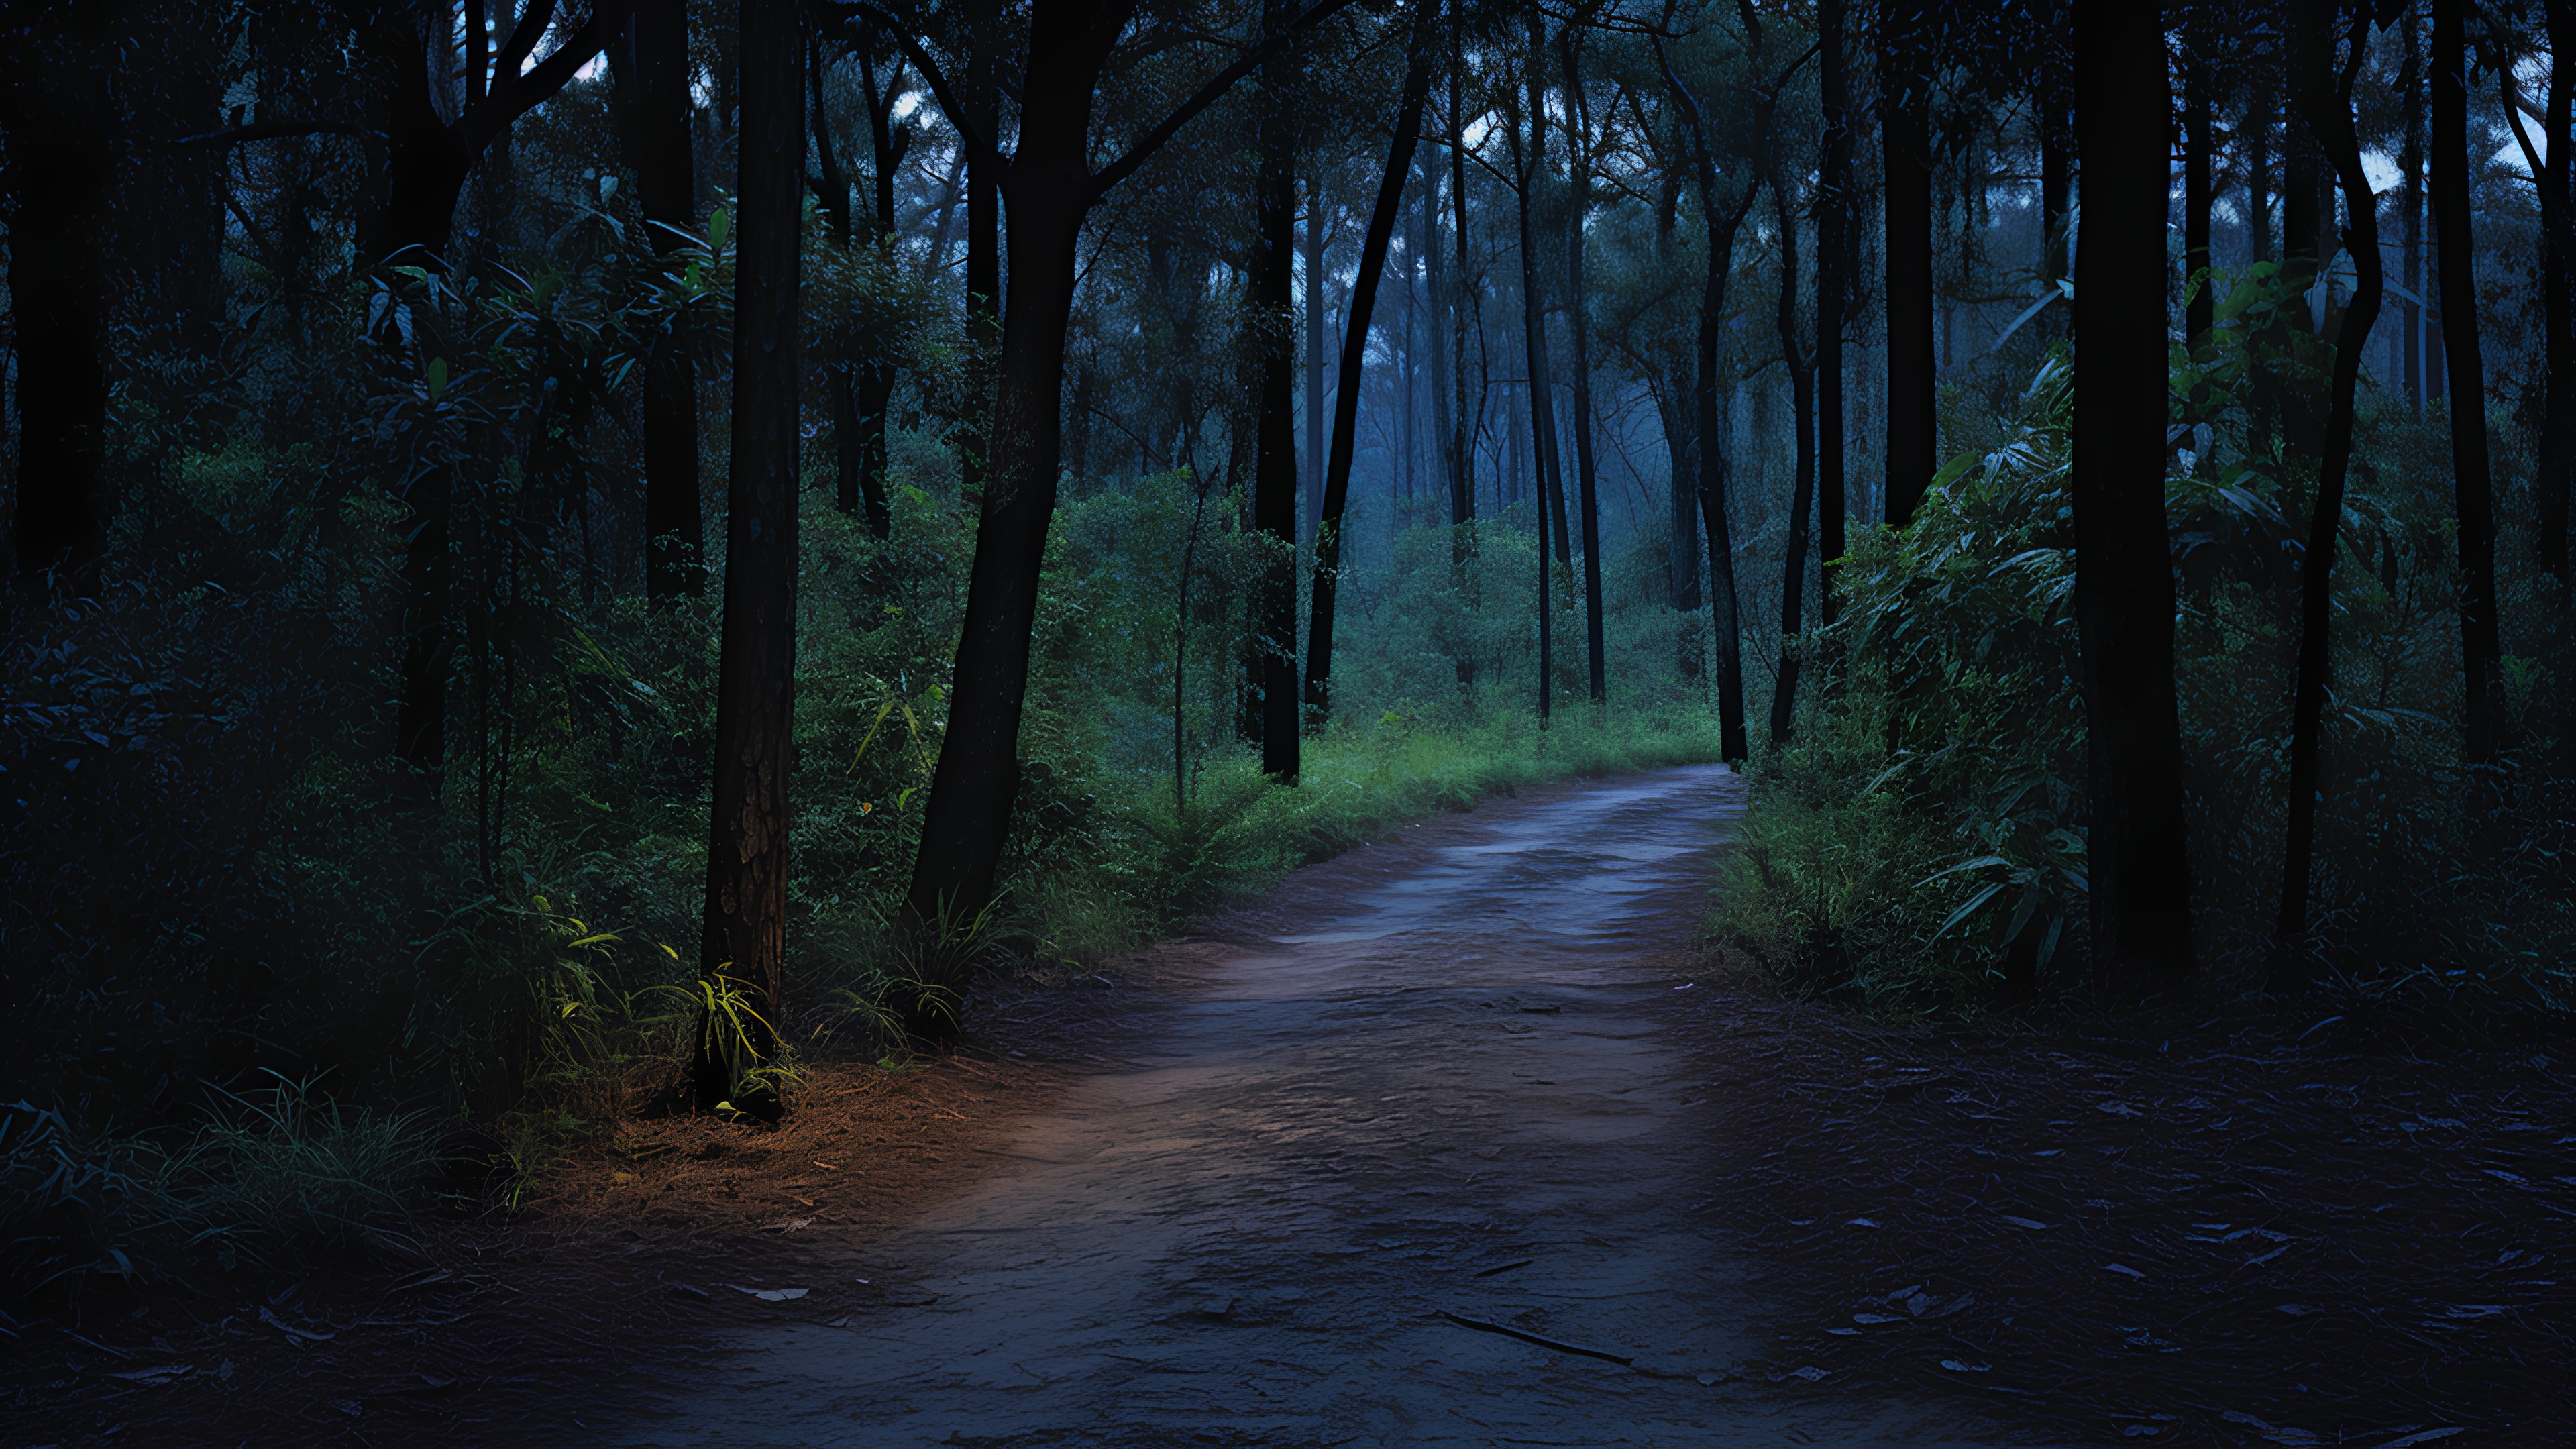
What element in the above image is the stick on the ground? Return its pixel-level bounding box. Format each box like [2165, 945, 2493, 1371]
[1435, 1309, 1635, 1366]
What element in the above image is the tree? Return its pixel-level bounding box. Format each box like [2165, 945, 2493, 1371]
[2274, 0, 2386, 985]
[368, 1, 607, 267]
[1562, 23, 1608, 704]
[608, 0, 707, 601]
[1305, 0, 1440, 728]
[2432, 0, 2501, 768]
[871, 0, 1361, 993]
[1256, 0, 1307, 777]
[1880, 1, 1937, 527]
[1817, 0, 1852, 624]
[2074, 0, 2196, 995]
[1, 1, 117, 587]
[696, 0, 806, 1113]
[1660, 38, 1759, 763]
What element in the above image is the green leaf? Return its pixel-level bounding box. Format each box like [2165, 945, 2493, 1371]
[425, 356, 448, 400]
[708, 207, 731, 251]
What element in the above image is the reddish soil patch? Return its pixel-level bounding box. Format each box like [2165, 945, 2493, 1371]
[0, 979, 1144, 1449]
[1673, 976, 2575, 1445]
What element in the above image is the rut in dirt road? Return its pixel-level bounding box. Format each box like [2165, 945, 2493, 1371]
[602, 765, 2002, 1448]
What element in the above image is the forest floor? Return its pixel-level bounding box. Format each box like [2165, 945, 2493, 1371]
[7, 765, 2570, 1447]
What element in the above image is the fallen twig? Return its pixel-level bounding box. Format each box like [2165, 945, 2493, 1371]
[1435, 1309, 1633, 1366]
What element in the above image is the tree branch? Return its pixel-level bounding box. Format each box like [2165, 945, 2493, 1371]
[163, 119, 365, 149]
[1086, 0, 1368, 202]
[475, 10, 607, 146]
[838, 1, 995, 174]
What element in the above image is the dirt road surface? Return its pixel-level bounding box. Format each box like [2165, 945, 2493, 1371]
[596, 765, 2008, 1447]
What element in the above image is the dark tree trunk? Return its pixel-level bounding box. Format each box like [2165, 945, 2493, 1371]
[1515, 17, 1572, 569]
[1664, 46, 1756, 761]
[1305, 1, 1438, 729]
[1426, 109, 1462, 539]
[1450, 54, 1476, 543]
[2249, 94, 2274, 263]
[907, 0, 1149, 929]
[962, 0, 1001, 496]
[2039, 87, 2070, 292]
[2432, 0, 2501, 767]
[2275, 0, 2385, 981]
[1254, 3, 1304, 776]
[2183, 40, 2214, 343]
[612, 0, 706, 602]
[1818, 0, 1850, 625]
[2075, 0, 2197, 998]
[7, 91, 114, 585]
[2536, 0, 2576, 576]
[2400, 14, 2425, 413]
[1561, 27, 1605, 702]
[1508, 83, 1560, 716]
[2283, 146, 2321, 267]
[1305, 184, 1328, 546]
[1658, 384, 1701, 612]
[1880, 16, 1937, 527]
[698, 0, 804, 1112]
[1768, 173, 1816, 745]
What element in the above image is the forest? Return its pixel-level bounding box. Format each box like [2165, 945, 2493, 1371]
[3, 0, 2572, 1442]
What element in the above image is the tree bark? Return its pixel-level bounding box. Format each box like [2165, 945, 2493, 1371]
[1767, 170, 1816, 745]
[1561, 26, 1605, 703]
[698, 0, 804, 1112]
[908, 0, 1138, 929]
[2275, 0, 2385, 981]
[1507, 74, 1560, 717]
[1880, 10, 1937, 527]
[961, 0, 1000, 496]
[1305, 184, 1328, 545]
[2248, 93, 2274, 263]
[1662, 47, 1755, 761]
[2075, 0, 2197, 998]
[1817, 0, 1850, 624]
[611, 0, 706, 602]
[2183, 39, 2214, 344]
[2432, 0, 2501, 769]
[1305, 0, 1438, 729]
[5, 65, 115, 586]
[2536, 0, 2576, 576]
[1254, 1, 1305, 775]
[2399, 14, 2425, 414]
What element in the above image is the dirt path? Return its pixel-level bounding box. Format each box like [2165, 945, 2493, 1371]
[598, 765, 2002, 1447]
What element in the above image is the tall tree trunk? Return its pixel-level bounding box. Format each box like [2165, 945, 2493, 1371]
[2432, 0, 2501, 769]
[1880, 12, 1937, 527]
[1255, 3, 1304, 776]
[2183, 40, 2214, 344]
[2399, 14, 2425, 414]
[1304, 183, 1328, 544]
[1306, 2, 1438, 728]
[2075, 0, 2197, 998]
[612, 0, 706, 602]
[962, 0, 1000, 496]
[1426, 112, 1462, 539]
[1449, 55, 1480, 688]
[2275, 0, 2385, 982]
[2249, 93, 2274, 263]
[699, 0, 804, 1112]
[1508, 75, 1560, 715]
[1662, 47, 1756, 761]
[1516, 17, 1572, 568]
[1768, 172, 1816, 745]
[1817, 0, 1850, 625]
[2536, 0, 2576, 576]
[1561, 27, 1606, 702]
[6, 87, 114, 585]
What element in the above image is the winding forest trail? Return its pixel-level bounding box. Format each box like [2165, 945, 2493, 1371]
[608, 765, 2000, 1447]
